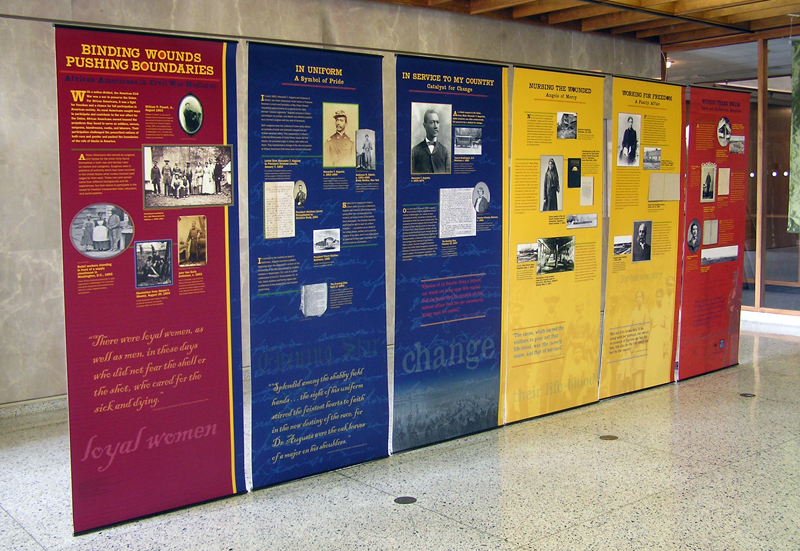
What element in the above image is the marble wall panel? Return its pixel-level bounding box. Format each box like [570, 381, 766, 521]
[0, 250, 66, 404]
[0, 1, 71, 20]
[0, 19, 61, 253]
[616, 38, 662, 80]
[321, 0, 419, 53]
[572, 31, 617, 75]
[418, 8, 504, 62]
[499, 21, 572, 69]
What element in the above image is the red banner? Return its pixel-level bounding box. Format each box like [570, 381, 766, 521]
[55, 27, 244, 532]
[679, 87, 750, 378]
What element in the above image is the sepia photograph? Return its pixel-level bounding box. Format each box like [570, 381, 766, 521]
[557, 112, 577, 139]
[134, 239, 172, 289]
[517, 242, 538, 263]
[144, 145, 233, 209]
[323, 103, 358, 168]
[69, 203, 133, 260]
[178, 94, 203, 136]
[294, 180, 308, 207]
[536, 236, 575, 275]
[356, 129, 376, 170]
[617, 112, 640, 167]
[454, 127, 482, 155]
[729, 135, 745, 154]
[632, 220, 652, 262]
[313, 229, 340, 254]
[540, 155, 564, 212]
[178, 215, 207, 267]
[701, 163, 717, 203]
[411, 102, 452, 174]
[614, 235, 632, 256]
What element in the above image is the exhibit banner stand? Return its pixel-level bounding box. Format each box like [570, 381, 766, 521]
[55, 27, 245, 532]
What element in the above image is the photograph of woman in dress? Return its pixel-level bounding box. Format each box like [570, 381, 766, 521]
[541, 155, 563, 212]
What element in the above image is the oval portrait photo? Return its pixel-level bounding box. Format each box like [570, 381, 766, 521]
[179, 94, 203, 135]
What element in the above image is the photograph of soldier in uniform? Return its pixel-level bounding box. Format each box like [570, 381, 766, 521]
[356, 129, 376, 170]
[536, 236, 575, 275]
[701, 163, 716, 203]
[617, 113, 640, 167]
[69, 203, 133, 260]
[411, 102, 452, 174]
[178, 215, 207, 267]
[178, 94, 203, 135]
[143, 145, 233, 209]
[323, 104, 358, 168]
[557, 112, 577, 139]
[134, 240, 172, 288]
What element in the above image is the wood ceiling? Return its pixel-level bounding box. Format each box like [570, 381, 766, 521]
[363, 0, 800, 52]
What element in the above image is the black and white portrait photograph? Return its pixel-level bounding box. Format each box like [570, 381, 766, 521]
[178, 94, 203, 136]
[323, 103, 358, 168]
[557, 112, 577, 139]
[178, 215, 207, 267]
[540, 155, 563, 212]
[687, 218, 701, 253]
[517, 242, 538, 263]
[144, 145, 233, 209]
[454, 127, 482, 155]
[643, 147, 661, 170]
[617, 112, 640, 167]
[473, 182, 490, 213]
[411, 102, 452, 175]
[701, 163, 717, 203]
[717, 116, 732, 147]
[134, 240, 172, 289]
[70, 203, 133, 260]
[294, 180, 307, 207]
[613, 235, 632, 256]
[536, 236, 575, 275]
[356, 129, 376, 171]
[632, 220, 652, 262]
[313, 229, 340, 254]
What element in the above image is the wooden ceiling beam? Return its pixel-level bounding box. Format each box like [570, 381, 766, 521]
[662, 23, 792, 50]
[582, 11, 661, 31]
[511, 0, 583, 19]
[637, 21, 704, 37]
[700, 0, 800, 19]
[660, 25, 745, 44]
[469, 0, 533, 14]
[545, 4, 618, 24]
[750, 14, 800, 29]
[672, 0, 766, 15]
[726, 5, 800, 24]
[611, 16, 690, 33]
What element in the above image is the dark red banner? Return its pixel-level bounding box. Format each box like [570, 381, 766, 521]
[679, 87, 750, 378]
[55, 27, 244, 532]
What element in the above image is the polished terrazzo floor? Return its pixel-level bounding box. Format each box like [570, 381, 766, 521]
[1, 332, 799, 550]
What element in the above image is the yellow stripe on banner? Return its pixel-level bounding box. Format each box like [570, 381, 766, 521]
[221, 42, 237, 495]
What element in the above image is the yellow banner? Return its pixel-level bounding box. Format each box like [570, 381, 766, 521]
[599, 77, 684, 398]
[503, 68, 605, 423]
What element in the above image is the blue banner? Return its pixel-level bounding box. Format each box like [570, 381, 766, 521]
[248, 43, 388, 488]
[393, 56, 505, 451]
